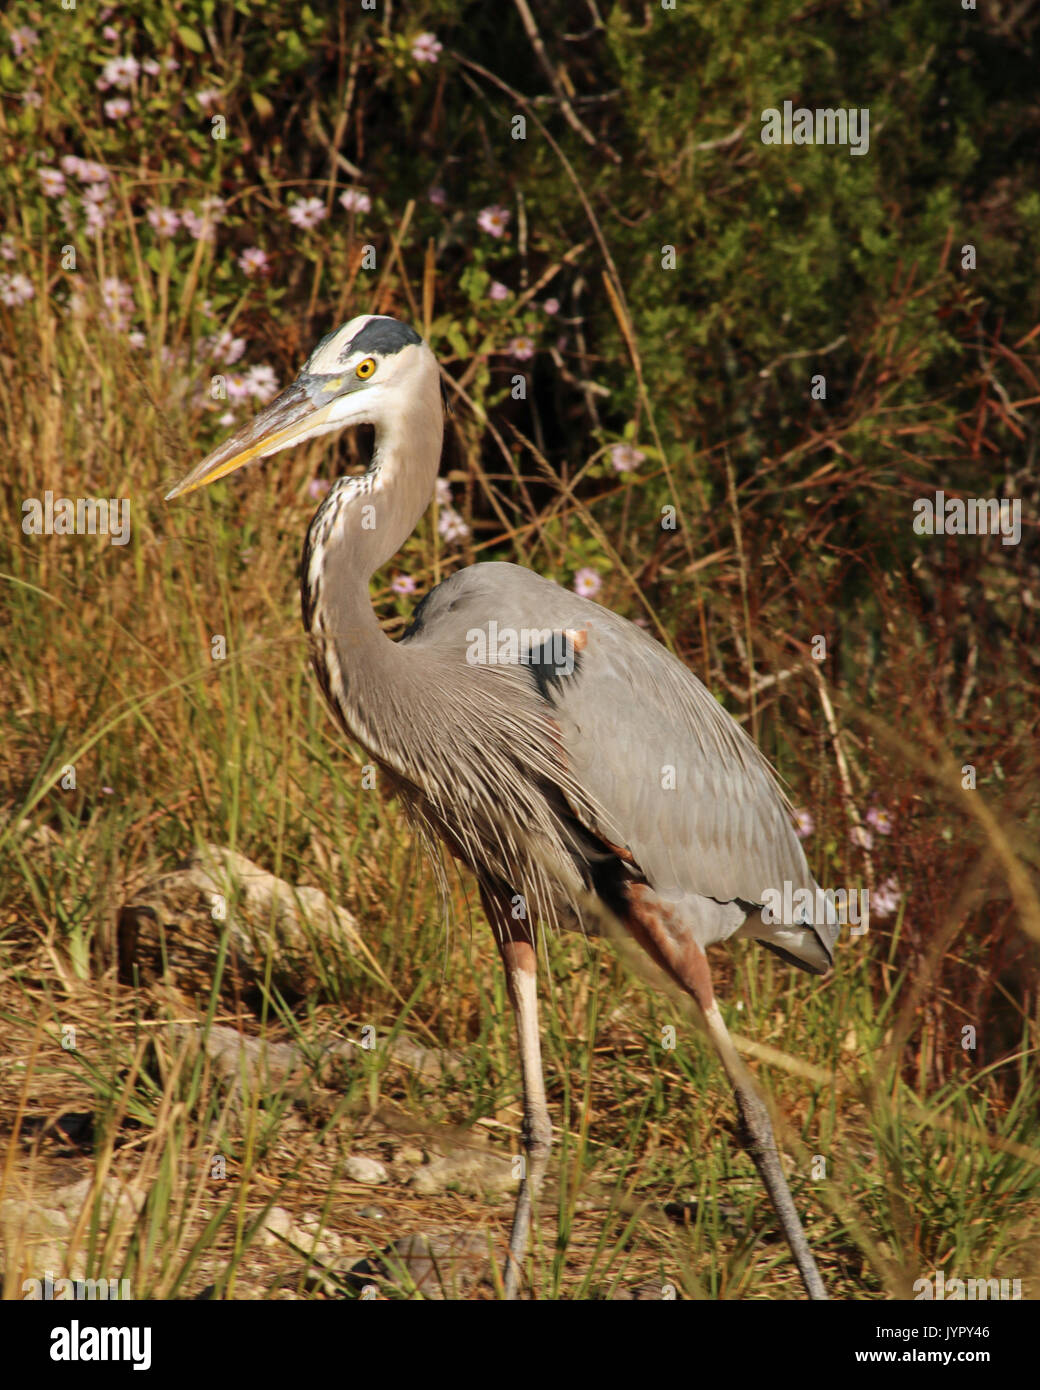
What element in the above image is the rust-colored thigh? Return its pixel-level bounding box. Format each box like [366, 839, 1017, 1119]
[621, 884, 715, 1008]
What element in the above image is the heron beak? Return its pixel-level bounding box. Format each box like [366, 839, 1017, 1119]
[164, 377, 337, 500]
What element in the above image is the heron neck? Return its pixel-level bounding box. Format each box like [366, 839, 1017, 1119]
[300, 412, 443, 758]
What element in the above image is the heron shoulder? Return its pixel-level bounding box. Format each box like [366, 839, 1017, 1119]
[399, 561, 573, 647]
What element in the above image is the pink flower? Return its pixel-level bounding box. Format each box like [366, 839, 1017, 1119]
[871, 877, 902, 920]
[411, 32, 443, 64]
[22, 90, 42, 108]
[0, 238, 15, 261]
[0, 274, 34, 306]
[489, 281, 509, 301]
[288, 198, 326, 229]
[182, 209, 216, 242]
[610, 444, 645, 473]
[84, 202, 112, 233]
[102, 55, 140, 89]
[105, 97, 131, 120]
[38, 168, 66, 197]
[508, 336, 535, 361]
[244, 364, 278, 402]
[794, 809, 814, 839]
[142, 58, 161, 76]
[99, 279, 131, 327]
[238, 247, 269, 276]
[542, 297, 560, 315]
[180, 200, 223, 243]
[80, 161, 110, 184]
[438, 508, 470, 544]
[391, 574, 418, 596]
[435, 478, 452, 506]
[11, 27, 39, 59]
[102, 25, 119, 41]
[225, 373, 252, 403]
[147, 206, 180, 238]
[865, 807, 893, 835]
[196, 88, 222, 111]
[339, 189, 371, 214]
[574, 568, 602, 599]
[308, 478, 331, 499]
[477, 205, 510, 237]
[427, 186, 447, 207]
[208, 330, 246, 365]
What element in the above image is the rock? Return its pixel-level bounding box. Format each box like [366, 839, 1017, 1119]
[118, 843, 361, 995]
[0, 1200, 81, 1284]
[260, 1207, 340, 1267]
[343, 1156, 389, 1185]
[354, 1231, 500, 1299]
[51, 1177, 143, 1237]
[200, 1025, 304, 1089]
[293, 1215, 341, 1266]
[326, 1034, 465, 1081]
[259, 1207, 294, 1247]
[410, 1149, 516, 1197]
[2, 1177, 151, 1290]
[160, 1022, 306, 1094]
[611, 1281, 674, 1300]
[154, 1020, 462, 1105]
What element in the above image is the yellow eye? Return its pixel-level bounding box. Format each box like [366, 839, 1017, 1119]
[355, 357, 377, 379]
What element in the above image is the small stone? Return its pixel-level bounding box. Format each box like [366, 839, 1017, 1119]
[344, 1155, 389, 1185]
[259, 1206, 294, 1247]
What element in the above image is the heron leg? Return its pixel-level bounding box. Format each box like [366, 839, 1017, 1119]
[623, 899, 828, 1301]
[481, 888, 552, 1300]
[696, 988, 828, 1301]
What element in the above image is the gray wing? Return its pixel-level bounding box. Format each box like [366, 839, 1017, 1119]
[403, 562, 833, 963]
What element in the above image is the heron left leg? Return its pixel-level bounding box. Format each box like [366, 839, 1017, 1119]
[622, 895, 828, 1301]
[481, 887, 551, 1301]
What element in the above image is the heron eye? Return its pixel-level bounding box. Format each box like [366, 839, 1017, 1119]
[355, 357, 377, 379]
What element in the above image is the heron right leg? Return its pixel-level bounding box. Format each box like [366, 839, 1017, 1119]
[622, 891, 828, 1301]
[481, 888, 551, 1300]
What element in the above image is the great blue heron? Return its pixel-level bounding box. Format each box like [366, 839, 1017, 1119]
[167, 313, 836, 1300]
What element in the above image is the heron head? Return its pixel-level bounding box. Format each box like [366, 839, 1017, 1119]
[165, 314, 439, 500]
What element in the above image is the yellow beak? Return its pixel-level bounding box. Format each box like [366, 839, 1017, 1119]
[165, 381, 336, 500]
